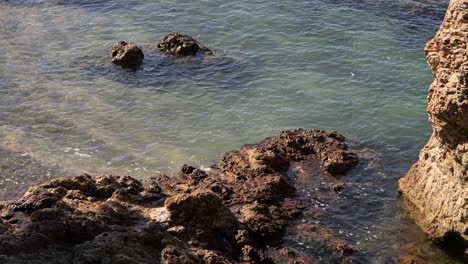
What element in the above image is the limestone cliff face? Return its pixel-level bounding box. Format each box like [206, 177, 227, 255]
[399, 0, 468, 243]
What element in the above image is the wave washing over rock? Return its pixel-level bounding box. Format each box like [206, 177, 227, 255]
[0, 129, 360, 264]
[399, 0, 468, 254]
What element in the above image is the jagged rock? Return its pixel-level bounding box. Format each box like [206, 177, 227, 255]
[399, 0, 468, 249]
[335, 241, 358, 256]
[160, 245, 201, 264]
[180, 164, 208, 183]
[73, 231, 164, 264]
[269, 247, 316, 264]
[111, 41, 144, 67]
[0, 129, 357, 263]
[164, 188, 234, 230]
[239, 203, 288, 244]
[157, 32, 213, 56]
[263, 129, 359, 175]
[198, 250, 232, 264]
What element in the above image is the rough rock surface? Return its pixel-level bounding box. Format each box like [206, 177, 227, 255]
[399, 0, 468, 247]
[157, 32, 213, 56]
[110, 41, 144, 67]
[0, 129, 358, 263]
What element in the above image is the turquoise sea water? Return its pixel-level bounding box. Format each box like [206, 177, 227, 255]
[1, 0, 462, 263]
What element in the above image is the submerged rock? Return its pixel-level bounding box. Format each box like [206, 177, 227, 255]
[110, 41, 144, 67]
[157, 32, 213, 56]
[398, 0, 468, 251]
[0, 129, 358, 263]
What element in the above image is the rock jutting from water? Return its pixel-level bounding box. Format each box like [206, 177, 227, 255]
[157, 32, 214, 56]
[399, 0, 468, 252]
[110, 40, 144, 67]
[0, 129, 359, 264]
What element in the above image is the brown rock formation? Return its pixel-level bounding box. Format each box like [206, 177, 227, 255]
[0, 129, 358, 263]
[157, 32, 213, 56]
[111, 41, 144, 67]
[399, 0, 468, 247]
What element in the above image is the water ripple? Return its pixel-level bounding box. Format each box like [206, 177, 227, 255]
[0, 0, 460, 262]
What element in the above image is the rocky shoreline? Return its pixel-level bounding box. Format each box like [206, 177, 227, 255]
[398, 0, 467, 254]
[0, 129, 361, 264]
[0, 2, 467, 263]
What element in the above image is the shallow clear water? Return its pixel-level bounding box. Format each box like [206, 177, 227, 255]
[1, 0, 461, 263]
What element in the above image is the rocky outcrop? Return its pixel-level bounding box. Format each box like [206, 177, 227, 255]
[399, 0, 468, 248]
[0, 129, 358, 263]
[110, 41, 144, 67]
[157, 33, 213, 56]
[109, 33, 214, 69]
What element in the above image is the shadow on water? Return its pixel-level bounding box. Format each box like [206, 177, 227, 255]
[284, 137, 466, 263]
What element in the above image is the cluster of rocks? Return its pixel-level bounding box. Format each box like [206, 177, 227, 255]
[5, 2, 468, 261]
[399, 0, 468, 253]
[110, 33, 213, 68]
[0, 129, 359, 263]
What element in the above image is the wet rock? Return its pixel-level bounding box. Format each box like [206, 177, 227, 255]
[335, 241, 358, 256]
[393, 256, 425, 264]
[157, 32, 213, 56]
[180, 164, 207, 183]
[269, 247, 316, 264]
[331, 182, 346, 192]
[399, 0, 468, 249]
[180, 164, 196, 175]
[111, 41, 144, 67]
[262, 129, 359, 175]
[197, 250, 232, 264]
[160, 245, 200, 264]
[285, 216, 364, 263]
[235, 229, 255, 247]
[0, 129, 358, 263]
[242, 245, 262, 263]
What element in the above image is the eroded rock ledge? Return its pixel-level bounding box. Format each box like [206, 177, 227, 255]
[0, 129, 358, 264]
[399, 0, 468, 250]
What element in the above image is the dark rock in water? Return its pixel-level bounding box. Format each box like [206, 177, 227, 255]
[111, 41, 144, 67]
[180, 164, 207, 183]
[0, 129, 358, 263]
[157, 32, 213, 56]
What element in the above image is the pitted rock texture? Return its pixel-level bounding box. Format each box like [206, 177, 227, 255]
[399, 0, 468, 246]
[0, 129, 357, 263]
[110, 41, 144, 67]
[157, 32, 213, 56]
